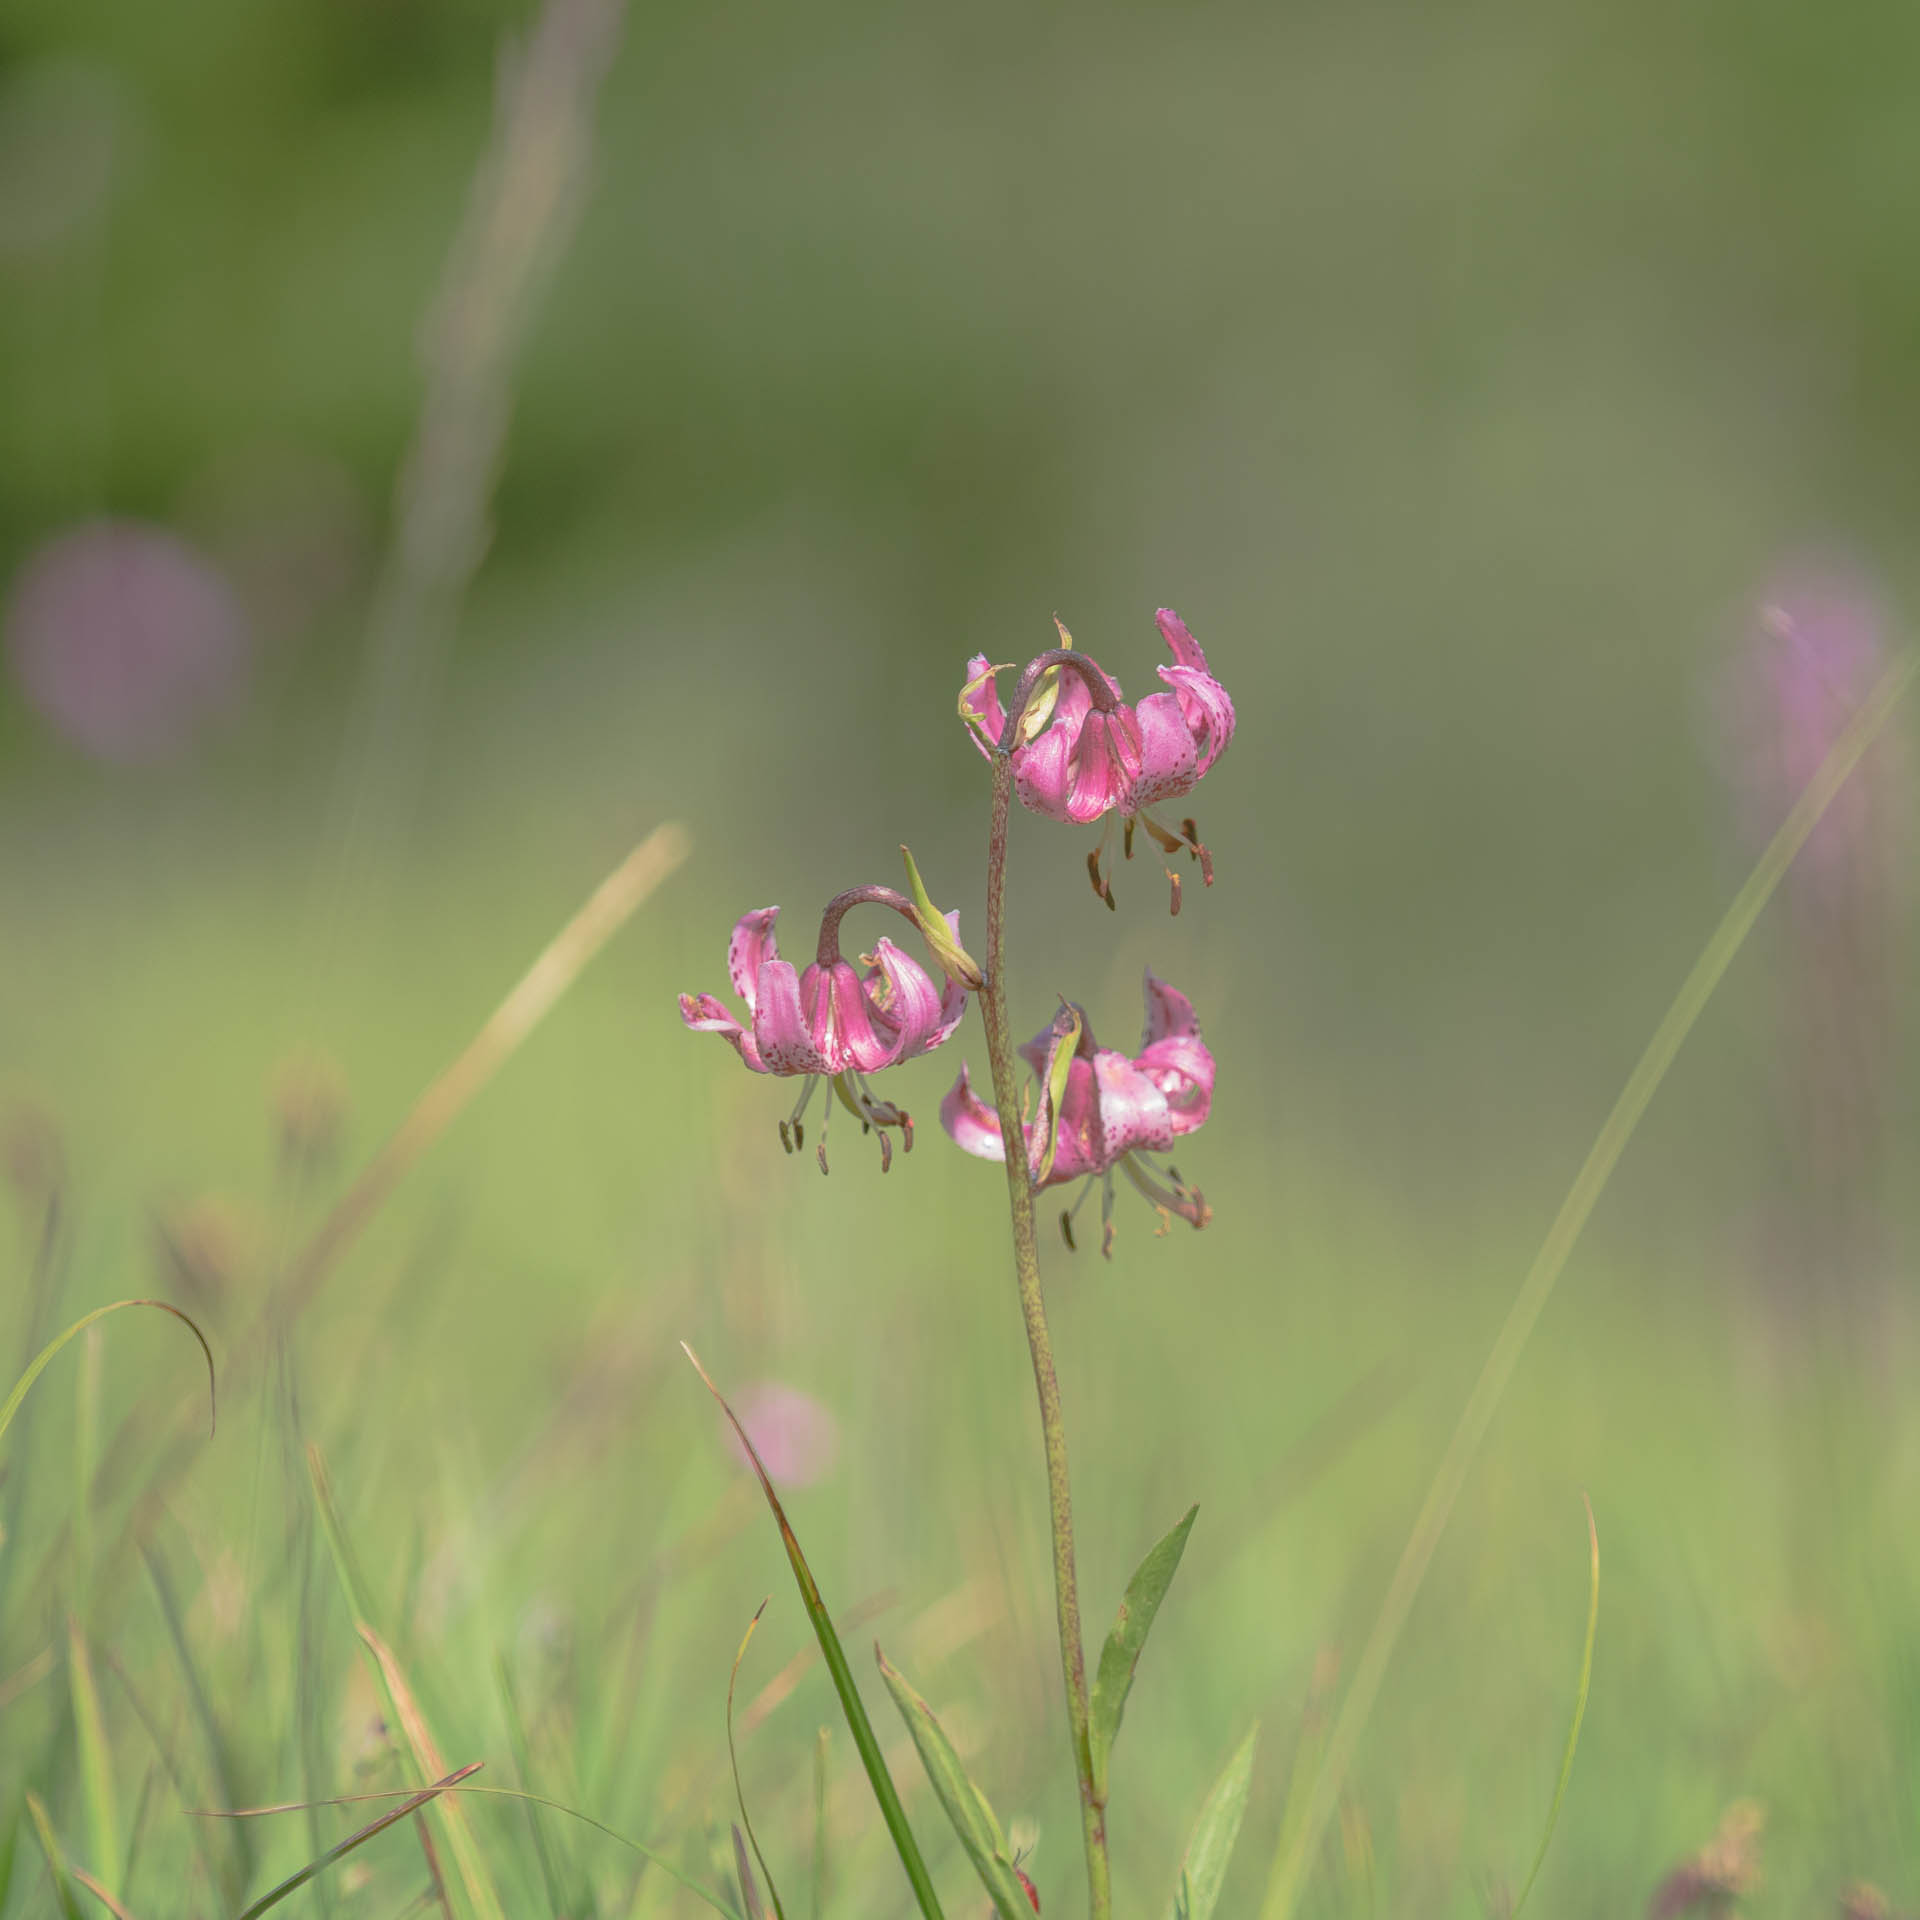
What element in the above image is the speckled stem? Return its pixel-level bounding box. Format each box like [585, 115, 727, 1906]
[980, 751, 1111, 1920]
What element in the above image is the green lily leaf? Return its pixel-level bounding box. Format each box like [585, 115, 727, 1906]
[1089, 1504, 1197, 1800]
[1171, 1726, 1258, 1920]
[875, 1647, 1032, 1920]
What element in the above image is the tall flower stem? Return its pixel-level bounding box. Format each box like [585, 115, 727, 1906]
[980, 750, 1111, 1920]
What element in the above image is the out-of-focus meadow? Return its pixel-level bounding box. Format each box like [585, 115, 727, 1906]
[3, 0, 1920, 1913]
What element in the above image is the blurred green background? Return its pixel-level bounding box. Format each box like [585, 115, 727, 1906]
[2, 0, 1918, 1914]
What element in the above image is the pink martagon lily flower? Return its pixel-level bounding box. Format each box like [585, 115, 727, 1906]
[960, 609, 1235, 910]
[941, 970, 1214, 1256]
[680, 885, 968, 1172]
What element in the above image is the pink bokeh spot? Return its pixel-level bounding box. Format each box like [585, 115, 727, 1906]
[5, 519, 250, 764]
[726, 1381, 839, 1487]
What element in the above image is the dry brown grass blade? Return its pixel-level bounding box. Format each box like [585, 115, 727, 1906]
[71, 1868, 142, 1919]
[358, 1625, 506, 1920]
[277, 821, 688, 1325]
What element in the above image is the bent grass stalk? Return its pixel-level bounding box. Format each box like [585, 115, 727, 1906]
[1259, 651, 1917, 1920]
[979, 749, 1110, 1920]
[194, 1781, 746, 1920]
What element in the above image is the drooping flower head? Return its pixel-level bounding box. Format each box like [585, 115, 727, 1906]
[941, 970, 1214, 1256]
[680, 885, 968, 1171]
[960, 609, 1235, 911]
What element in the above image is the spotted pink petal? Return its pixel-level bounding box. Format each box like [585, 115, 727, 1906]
[1130, 690, 1202, 807]
[727, 907, 783, 1012]
[1088, 1049, 1176, 1159]
[678, 992, 768, 1072]
[1155, 611, 1234, 777]
[940, 1064, 1007, 1161]
[797, 959, 896, 1074]
[1159, 663, 1236, 778]
[753, 959, 836, 1075]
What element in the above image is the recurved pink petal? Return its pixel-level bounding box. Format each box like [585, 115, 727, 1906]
[678, 992, 768, 1072]
[1141, 971, 1201, 1047]
[1136, 1032, 1213, 1134]
[1159, 662, 1236, 777]
[860, 938, 948, 1065]
[728, 908, 783, 1011]
[1154, 608, 1210, 673]
[960, 655, 1006, 760]
[1130, 690, 1201, 807]
[753, 960, 836, 1075]
[940, 1064, 1008, 1162]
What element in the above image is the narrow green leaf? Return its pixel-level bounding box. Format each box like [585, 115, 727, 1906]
[25, 1791, 85, 1920]
[72, 1325, 101, 1618]
[1170, 1726, 1258, 1920]
[495, 1653, 569, 1918]
[874, 1647, 1031, 1920]
[306, 1442, 506, 1920]
[726, 1603, 786, 1920]
[67, 1617, 120, 1896]
[1033, 1006, 1083, 1185]
[0, 1300, 215, 1454]
[1509, 1495, 1600, 1918]
[1089, 1505, 1198, 1799]
[233, 1764, 482, 1920]
[683, 1344, 945, 1920]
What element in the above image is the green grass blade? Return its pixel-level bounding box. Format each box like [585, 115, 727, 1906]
[191, 1781, 746, 1919]
[66, 1617, 120, 1896]
[233, 1763, 484, 1920]
[305, 1441, 506, 1920]
[682, 1343, 945, 1920]
[875, 1648, 1031, 1920]
[132, 1552, 252, 1901]
[25, 1791, 85, 1920]
[72, 1325, 101, 1618]
[727, 1602, 788, 1920]
[1258, 651, 1918, 1920]
[495, 1653, 569, 1917]
[359, 1625, 507, 1920]
[1088, 1505, 1197, 1800]
[1170, 1725, 1258, 1920]
[811, 1728, 830, 1920]
[0, 1300, 215, 1454]
[1509, 1495, 1600, 1918]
